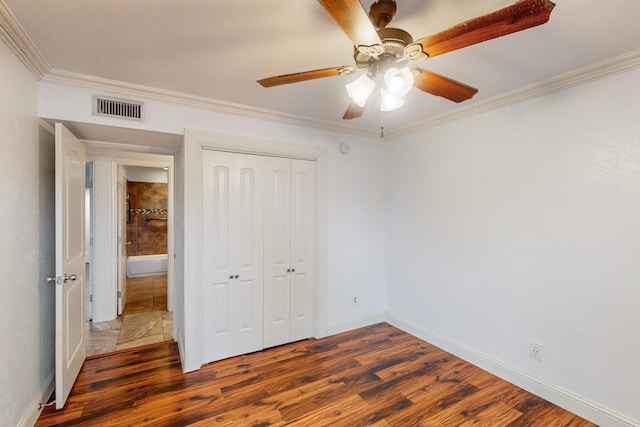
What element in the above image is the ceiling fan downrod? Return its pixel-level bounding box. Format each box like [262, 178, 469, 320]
[369, 0, 397, 29]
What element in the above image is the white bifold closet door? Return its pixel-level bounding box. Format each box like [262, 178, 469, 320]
[202, 151, 264, 362]
[263, 157, 315, 348]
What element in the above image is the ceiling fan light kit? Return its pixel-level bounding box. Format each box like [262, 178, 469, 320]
[380, 87, 404, 112]
[384, 67, 414, 97]
[346, 74, 375, 107]
[258, 0, 555, 128]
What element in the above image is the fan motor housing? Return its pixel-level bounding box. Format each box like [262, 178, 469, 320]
[354, 27, 413, 69]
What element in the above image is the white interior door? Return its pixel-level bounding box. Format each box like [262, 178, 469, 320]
[234, 155, 264, 354]
[203, 151, 235, 361]
[289, 160, 315, 342]
[264, 158, 315, 347]
[117, 166, 127, 315]
[263, 157, 292, 348]
[202, 151, 264, 362]
[54, 123, 86, 409]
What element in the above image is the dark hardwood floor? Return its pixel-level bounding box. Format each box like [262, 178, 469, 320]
[36, 323, 596, 426]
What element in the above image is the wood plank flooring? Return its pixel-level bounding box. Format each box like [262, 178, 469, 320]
[36, 323, 596, 426]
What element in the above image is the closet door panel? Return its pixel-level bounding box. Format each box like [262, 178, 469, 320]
[202, 281, 234, 361]
[202, 151, 316, 363]
[290, 160, 315, 342]
[263, 157, 291, 348]
[202, 151, 236, 361]
[234, 156, 264, 354]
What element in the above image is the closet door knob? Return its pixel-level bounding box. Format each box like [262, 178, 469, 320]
[286, 269, 291, 273]
[291, 268, 295, 272]
[234, 275, 239, 279]
[229, 275, 234, 279]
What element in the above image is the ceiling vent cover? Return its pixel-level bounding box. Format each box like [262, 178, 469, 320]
[93, 96, 143, 121]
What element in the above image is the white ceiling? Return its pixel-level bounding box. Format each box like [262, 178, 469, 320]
[5, 0, 640, 135]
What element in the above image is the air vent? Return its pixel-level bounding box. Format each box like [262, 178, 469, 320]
[93, 96, 143, 121]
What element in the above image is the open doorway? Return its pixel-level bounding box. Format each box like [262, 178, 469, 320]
[85, 158, 175, 356]
[121, 166, 170, 313]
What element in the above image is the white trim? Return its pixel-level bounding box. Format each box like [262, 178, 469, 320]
[386, 311, 639, 427]
[38, 118, 55, 135]
[82, 139, 177, 155]
[185, 129, 326, 160]
[16, 369, 54, 427]
[180, 132, 204, 372]
[389, 49, 640, 138]
[90, 159, 118, 322]
[327, 312, 386, 336]
[42, 69, 378, 139]
[0, 0, 49, 78]
[38, 50, 640, 141]
[86, 149, 175, 317]
[2, 0, 639, 139]
[177, 328, 186, 371]
[182, 129, 329, 371]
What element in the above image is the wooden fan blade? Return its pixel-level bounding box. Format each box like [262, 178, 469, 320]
[415, 0, 555, 58]
[258, 67, 346, 87]
[318, 0, 382, 50]
[343, 99, 366, 120]
[414, 69, 478, 103]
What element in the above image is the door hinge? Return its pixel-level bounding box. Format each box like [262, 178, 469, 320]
[117, 291, 122, 298]
[89, 294, 93, 302]
[117, 235, 122, 244]
[117, 181, 122, 189]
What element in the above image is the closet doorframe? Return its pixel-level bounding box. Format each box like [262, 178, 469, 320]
[181, 129, 328, 372]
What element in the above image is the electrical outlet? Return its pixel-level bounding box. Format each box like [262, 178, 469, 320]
[353, 296, 358, 305]
[530, 341, 543, 361]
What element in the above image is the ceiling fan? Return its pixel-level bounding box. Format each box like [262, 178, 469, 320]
[257, 0, 555, 121]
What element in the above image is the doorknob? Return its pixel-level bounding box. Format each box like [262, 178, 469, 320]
[46, 274, 77, 284]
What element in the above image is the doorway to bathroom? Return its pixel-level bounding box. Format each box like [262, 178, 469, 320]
[85, 154, 175, 357]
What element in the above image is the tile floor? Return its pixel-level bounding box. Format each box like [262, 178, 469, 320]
[86, 274, 173, 356]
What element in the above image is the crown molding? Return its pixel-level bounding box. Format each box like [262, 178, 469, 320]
[42, 49, 640, 142]
[41, 69, 379, 139]
[7, 0, 637, 143]
[389, 49, 640, 139]
[0, 0, 49, 78]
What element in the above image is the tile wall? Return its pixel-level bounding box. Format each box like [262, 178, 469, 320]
[127, 181, 168, 256]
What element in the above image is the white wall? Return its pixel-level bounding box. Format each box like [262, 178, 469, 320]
[124, 165, 168, 183]
[386, 67, 640, 426]
[0, 41, 55, 426]
[326, 139, 388, 333]
[39, 82, 390, 369]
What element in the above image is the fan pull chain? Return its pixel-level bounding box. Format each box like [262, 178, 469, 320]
[380, 111, 385, 139]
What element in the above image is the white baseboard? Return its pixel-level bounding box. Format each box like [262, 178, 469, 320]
[176, 328, 192, 374]
[17, 368, 55, 427]
[386, 311, 638, 427]
[326, 312, 386, 336]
